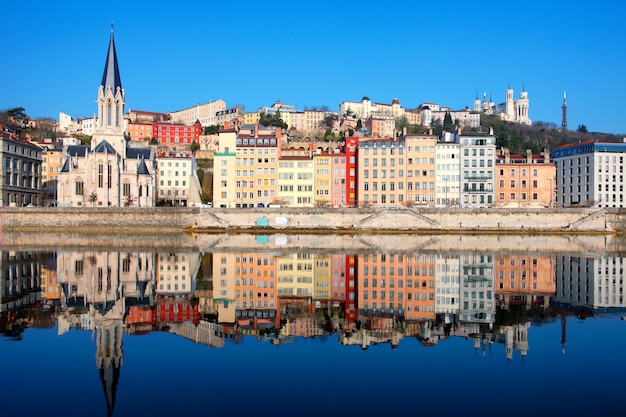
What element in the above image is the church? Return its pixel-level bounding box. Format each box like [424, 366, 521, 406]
[57, 28, 156, 207]
[474, 84, 531, 126]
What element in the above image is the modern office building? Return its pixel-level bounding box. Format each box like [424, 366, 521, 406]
[551, 141, 626, 208]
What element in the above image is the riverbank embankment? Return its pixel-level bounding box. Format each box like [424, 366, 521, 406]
[0, 207, 624, 234]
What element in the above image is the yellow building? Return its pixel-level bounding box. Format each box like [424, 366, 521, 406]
[278, 147, 314, 207]
[314, 254, 332, 301]
[213, 124, 281, 208]
[42, 147, 63, 206]
[243, 112, 261, 125]
[405, 134, 438, 206]
[277, 253, 315, 298]
[313, 150, 332, 207]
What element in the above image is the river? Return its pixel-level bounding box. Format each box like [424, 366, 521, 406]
[1, 233, 625, 416]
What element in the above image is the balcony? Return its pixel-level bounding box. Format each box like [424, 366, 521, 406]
[465, 175, 491, 182]
[462, 187, 492, 193]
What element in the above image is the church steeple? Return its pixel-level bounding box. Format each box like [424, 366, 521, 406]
[101, 23, 122, 95]
[97, 24, 125, 134]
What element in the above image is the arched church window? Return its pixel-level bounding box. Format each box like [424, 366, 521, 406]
[107, 100, 112, 126]
[75, 179, 84, 196]
[115, 100, 120, 127]
[98, 163, 104, 188]
[107, 162, 112, 189]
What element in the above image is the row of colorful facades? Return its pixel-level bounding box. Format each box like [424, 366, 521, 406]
[211, 123, 557, 208]
[8, 248, 624, 338]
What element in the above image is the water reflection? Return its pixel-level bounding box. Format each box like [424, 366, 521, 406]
[1, 235, 625, 415]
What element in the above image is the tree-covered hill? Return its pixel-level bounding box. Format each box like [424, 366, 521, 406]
[480, 115, 624, 155]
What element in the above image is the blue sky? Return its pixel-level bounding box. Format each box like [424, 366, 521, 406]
[3, 0, 625, 135]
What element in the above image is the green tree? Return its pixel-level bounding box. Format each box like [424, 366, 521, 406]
[430, 119, 443, 137]
[258, 111, 287, 129]
[395, 115, 410, 132]
[356, 119, 363, 129]
[190, 141, 200, 154]
[203, 125, 221, 135]
[443, 112, 454, 132]
[577, 124, 588, 133]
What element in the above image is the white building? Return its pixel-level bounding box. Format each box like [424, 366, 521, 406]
[156, 252, 200, 295]
[551, 141, 626, 208]
[555, 255, 626, 312]
[156, 152, 202, 207]
[435, 253, 461, 314]
[339, 97, 405, 121]
[456, 128, 497, 208]
[458, 253, 495, 326]
[168, 100, 226, 126]
[473, 84, 531, 125]
[436, 140, 461, 207]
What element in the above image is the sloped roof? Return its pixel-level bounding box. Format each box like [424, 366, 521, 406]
[136, 158, 150, 175]
[127, 147, 152, 159]
[93, 140, 118, 155]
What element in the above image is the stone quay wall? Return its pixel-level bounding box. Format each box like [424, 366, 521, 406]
[0, 207, 624, 234]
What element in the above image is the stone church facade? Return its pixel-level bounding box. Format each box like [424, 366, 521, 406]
[58, 29, 156, 207]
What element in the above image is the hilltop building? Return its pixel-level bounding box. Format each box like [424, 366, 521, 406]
[473, 84, 531, 125]
[168, 100, 226, 126]
[57, 29, 156, 207]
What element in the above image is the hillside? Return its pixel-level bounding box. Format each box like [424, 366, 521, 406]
[480, 115, 624, 155]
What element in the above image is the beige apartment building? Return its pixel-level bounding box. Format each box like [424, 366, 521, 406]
[357, 138, 405, 206]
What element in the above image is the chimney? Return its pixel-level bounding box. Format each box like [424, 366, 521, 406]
[489, 126, 494, 135]
[526, 149, 532, 163]
[254, 123, 258, 139]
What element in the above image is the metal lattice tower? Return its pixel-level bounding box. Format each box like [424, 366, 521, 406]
[561, 92, 568, 131]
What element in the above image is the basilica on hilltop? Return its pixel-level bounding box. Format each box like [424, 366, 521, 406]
[474, 84, 531, 126]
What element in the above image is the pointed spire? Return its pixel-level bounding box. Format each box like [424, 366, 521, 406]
[101, 24, 122, 94]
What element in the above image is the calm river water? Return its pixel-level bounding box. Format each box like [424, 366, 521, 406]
[1, 233, 625, 416]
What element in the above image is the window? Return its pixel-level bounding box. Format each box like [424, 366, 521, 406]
[75, 180, 84, 196]
[123, 182, 131, 197]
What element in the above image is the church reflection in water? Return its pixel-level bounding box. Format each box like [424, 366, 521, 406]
[1, 242, 625, 415]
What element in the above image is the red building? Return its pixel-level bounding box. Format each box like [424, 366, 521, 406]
[153, 295, 201, 326]
[344, 137, 358, 206]
[127, 120, 202, 147]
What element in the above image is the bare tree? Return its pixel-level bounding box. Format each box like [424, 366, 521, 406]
[122, 195, 137, 207]
[88, 191, 98, 207]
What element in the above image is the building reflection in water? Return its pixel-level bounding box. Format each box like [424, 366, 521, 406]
[3, 243, 626, 414]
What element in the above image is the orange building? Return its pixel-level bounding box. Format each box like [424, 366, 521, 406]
[357, 252, 436, 321]
[495, 255, 556, 309]
[233, 253, 280, 330]
[495, 148, 556, 208]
